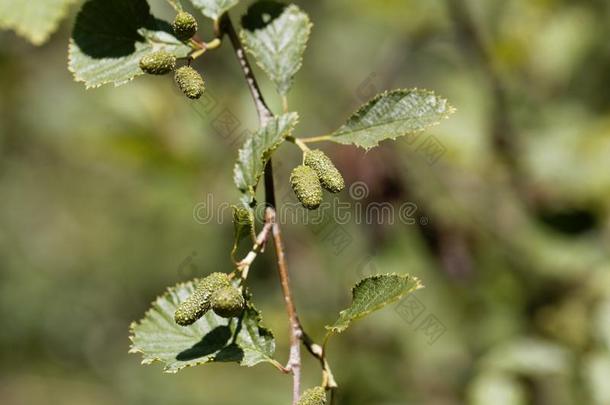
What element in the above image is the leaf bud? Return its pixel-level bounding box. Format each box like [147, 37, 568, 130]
[233, 206, 253, 227]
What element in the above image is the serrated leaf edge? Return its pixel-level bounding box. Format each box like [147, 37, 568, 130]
[128, 279, 275, 373]
[326, 273, 424, 334]
[332, 88, 456, 150]
[234, 112, 299, 200]
[67, 39, 143, 89]
[128, 279, 200, 373]
[68, 22, 191, 89]
[67, 38, 191, 90]
[240, 4, 313, 96]
[234, 300, 276, 366]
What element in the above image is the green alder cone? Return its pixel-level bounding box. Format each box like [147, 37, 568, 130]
[297, 387, 327, 405]
[290, 165, 323, 210]
[304, 149, 345, 193]
[173, 11, 198, 41]
[211, 286, 245, 318]
[174, 272, 231, 326]
[175, 66, 205, 99]
[139, 51, 177, 75]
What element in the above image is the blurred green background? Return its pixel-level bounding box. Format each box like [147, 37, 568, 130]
[2, 0, 610, 404]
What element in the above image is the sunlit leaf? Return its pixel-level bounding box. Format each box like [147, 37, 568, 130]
[232, 203, 255, 244]
[129, 279, 276, 373]
[234, 112, 299, 204]
[326, 273, 423, 335]
[190, 0, 239, 21]
[241, 2, 312, 96]
[68, 0, 191, 88]
[330, 89, 455, 150]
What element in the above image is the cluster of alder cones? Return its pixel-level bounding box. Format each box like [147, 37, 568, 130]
[291, 149, 345, 209]
[139, 11, 205, 99]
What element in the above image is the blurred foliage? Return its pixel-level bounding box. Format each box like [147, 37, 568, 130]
[1, 0, 610, 404]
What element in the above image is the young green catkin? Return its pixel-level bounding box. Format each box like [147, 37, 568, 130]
[297, 387, 327, 405]
[175, 66, 205, 99]
[290, 165, 323, 210]
[211, 286, 245, 318]
[304, 149, 345, 193]
[139, 51, 176, 75]
[174, 272, 231, 326]
[173, 11, 198, 41]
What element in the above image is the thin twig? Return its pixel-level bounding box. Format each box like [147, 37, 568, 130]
[302, 332, 338, 389]
[264, 159, 277, 208]
[220, 14, 276, 210]
[299, 134, 332, 143]
[220, 14, 272, 126]
[236, 222, 273, 279]
[269, 208, 302, 404]
[286, 136, 311, 152]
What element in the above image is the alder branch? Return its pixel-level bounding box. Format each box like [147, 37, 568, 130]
[269, 208, 303, 403]
[236, 221, 273, 279]
[219, 14, 272, 126]
[219, 13, 302, 404]
[219, 14, 277, 207]
[219, 13, 335, 404]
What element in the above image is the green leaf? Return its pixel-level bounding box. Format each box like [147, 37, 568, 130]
[189, 0, 239, 21]
[330, 89, 455, 150]
[0, 0, 75, 45]
[129, 279, 276, 373]
[326, 273, 423, 335]
[68, 0, 191, 89]
[234, 112, 299, 203]
[232, 203, 255, 243]
[240, 2, 312, 96]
